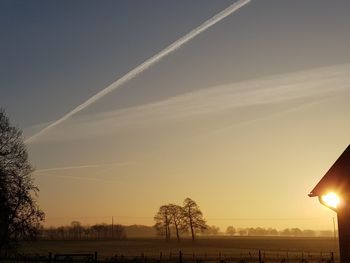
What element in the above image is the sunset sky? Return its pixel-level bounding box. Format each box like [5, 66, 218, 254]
[1, 0, 350, 231]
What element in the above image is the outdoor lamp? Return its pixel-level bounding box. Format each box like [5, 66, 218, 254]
[319, 192, 340, 211]
[309, 145, 350, 263]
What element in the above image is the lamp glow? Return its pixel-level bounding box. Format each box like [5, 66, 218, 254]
[321, 192, 340, 209]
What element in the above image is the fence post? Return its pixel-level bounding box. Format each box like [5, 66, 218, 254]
[258, 250, 262, 263]
[94, 251, 97, 263]
[160, 252, 162, 262]
[179, 251, 183, 263]
[331, 252, 334, 263]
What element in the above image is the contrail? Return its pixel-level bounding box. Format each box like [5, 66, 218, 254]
[34, 161, 131, 173]
[25, 0, 251, 144]
[34, 165, 100, 173]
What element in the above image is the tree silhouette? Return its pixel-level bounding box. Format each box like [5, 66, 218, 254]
[70, 221, 83, 240]
[226, 226, 236, 236]
[183, 198, 207, 241]
[167, 204, 186, 241]
[0, 109, 44, 255]
[154, 205, 172, 240]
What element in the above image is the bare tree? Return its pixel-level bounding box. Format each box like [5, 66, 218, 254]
[112, 224, 127, 239]
[91, 224, 104, 240]
[226, 226, 236, 236]
[183, 198, 207, 241]
[167, 204, 186, 241]
[70, 221, 83, 240]
[0, 109, 44, 255]
[154, 205, 172, 240]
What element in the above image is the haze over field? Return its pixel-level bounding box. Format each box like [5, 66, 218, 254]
[2, 0, 350, 231]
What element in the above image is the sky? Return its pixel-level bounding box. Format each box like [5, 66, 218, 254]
[1, 0, 350, 230]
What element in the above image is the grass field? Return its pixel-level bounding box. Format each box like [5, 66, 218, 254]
[20, 237, 338, 260]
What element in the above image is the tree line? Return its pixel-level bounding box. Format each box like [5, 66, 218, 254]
[39, 223, 331, 240]
[223, 226, 328, 237]
[41, 221, 126, 240]
[154, 198, 208, 241]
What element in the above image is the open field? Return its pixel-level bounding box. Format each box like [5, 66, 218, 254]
[19, 237, 338, 259]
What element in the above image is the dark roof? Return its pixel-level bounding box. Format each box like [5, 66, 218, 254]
[309, 145, 350, 197]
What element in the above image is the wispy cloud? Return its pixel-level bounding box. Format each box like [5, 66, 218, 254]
[34, 162, 131, 173]
[35, 165, 100, 173]
[33, 162, 132, 182]
[25, 0, 251, 144]
[29, 64, 350, 143]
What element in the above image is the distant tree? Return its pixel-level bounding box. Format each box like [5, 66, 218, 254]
[238, 228, 247, 236]
[182, 198, 207, 241]
[70, 221, 83, 240]
[56, 226, 66, 240]
[290, 228, 302, 237]
[46, 227, 57, 240]
[247, 227, 256, 236]
[91, 224, 103, 240]
[266, 228, 278, 236]
[281, 228, 291, 236]
[112, 224, 127, 239]
[226, 226, 236, 236]
[204, 225, 220, 235]
[0, 109, 44, 255]
[258, 227, 267, 236]
[167, 204, 186, 241]
[154, 205, 172, 240]
[90, 223, 120, 240]
[83, 227, 91, 240]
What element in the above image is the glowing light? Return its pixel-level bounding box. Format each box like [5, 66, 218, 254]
[321, 192, 340, 209]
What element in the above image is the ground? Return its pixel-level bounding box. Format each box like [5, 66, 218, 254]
[20, 237, 337, 260]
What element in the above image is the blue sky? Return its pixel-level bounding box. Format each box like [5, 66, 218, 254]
[2, 0, 350, 129]
[1, 0, 350, 229]
[2, 0, 234, 126]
